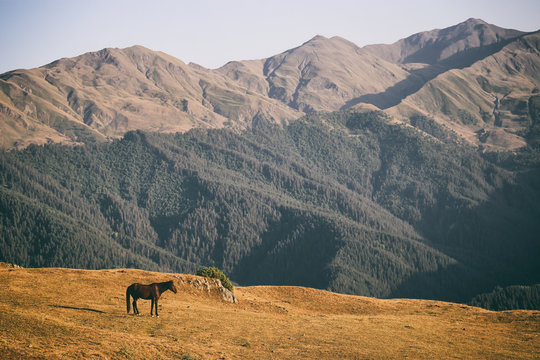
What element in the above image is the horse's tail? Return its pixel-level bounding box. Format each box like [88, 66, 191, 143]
[126, 285, 132, 314]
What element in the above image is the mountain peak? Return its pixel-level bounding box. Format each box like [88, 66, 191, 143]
[302, 35, 329, 45]
[463, 17, 488, 25]
[297, 34, 361, 53]
[364, 18, 526, 65]
[451, 17, 520, 36]
[123, 44, 153, 52]
[302, 35, 357, 48]
[310, 34, 328, 41]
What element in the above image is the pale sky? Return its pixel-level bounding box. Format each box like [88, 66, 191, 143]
[1, 0, 539, 74]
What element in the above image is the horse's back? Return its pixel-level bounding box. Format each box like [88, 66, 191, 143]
[128, 283, 153, 299]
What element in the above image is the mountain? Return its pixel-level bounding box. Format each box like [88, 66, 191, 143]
[219, 18, 540, 151]
[217, 35, 409, 112]
[0, 45, 300, 149]
[387, 30, 540, 150]
[1, 19, 538, 151]
[2, 266, 538, 359]
[1, 19, 540, 308]
[363, 18, 525, 65]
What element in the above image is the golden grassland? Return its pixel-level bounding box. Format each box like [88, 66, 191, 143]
[0, 265, 538, 359]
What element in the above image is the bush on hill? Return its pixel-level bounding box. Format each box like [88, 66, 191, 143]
[197, 267, 234, 292]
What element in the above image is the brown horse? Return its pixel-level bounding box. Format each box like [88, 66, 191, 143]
[126, 280, 177, 317]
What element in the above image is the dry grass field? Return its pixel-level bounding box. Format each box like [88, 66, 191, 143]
[0, 264, 538, 359]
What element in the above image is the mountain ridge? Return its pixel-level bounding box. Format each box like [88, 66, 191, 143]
[0, 44, 301, 148]
[387, 30, 540, 150]
[1, 18, 539, 150]
[362, 18, 526, 64]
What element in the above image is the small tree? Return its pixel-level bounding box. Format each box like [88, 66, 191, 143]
[196, 266, 234, 292]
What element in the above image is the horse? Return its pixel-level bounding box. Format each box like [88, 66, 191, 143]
[126, 280, 177, 317]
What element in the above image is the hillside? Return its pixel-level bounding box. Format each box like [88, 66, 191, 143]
[217, 35, 409, 112]
[363, 18, 525, 65]
[1, 266, 538, 360]
[386, 30, 540, 151]
[1, 19, 539, 150]
[0, 45, 300, 149]
[1, 110, 539, 305]
[469, 284, 540, 311]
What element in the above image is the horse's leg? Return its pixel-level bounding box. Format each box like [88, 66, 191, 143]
[126, 289, 131, 314]
[155, 298, 159, 317]
[133, 299, 139, 315]
[151, 298, 155, 317]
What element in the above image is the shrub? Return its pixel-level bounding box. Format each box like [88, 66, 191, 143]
[181, 354, 198, 360]
[196, 266, 234, 292]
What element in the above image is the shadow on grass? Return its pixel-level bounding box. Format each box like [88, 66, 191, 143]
[49, 305, 105, 313]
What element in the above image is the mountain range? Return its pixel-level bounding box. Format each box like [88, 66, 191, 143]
[1, 18, 539, 151]
[1, 18, 539, 309]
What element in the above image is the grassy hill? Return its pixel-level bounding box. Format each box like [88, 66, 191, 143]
[1, 265, 538, 359]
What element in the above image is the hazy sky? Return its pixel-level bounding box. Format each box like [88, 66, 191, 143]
[1, 0, 539, 73]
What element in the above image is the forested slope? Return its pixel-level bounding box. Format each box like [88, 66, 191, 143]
[469, 284, 540, 310]
[1, 110, 539, 304]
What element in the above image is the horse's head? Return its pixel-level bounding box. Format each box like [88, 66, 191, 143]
[168, 280, 178, 294]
